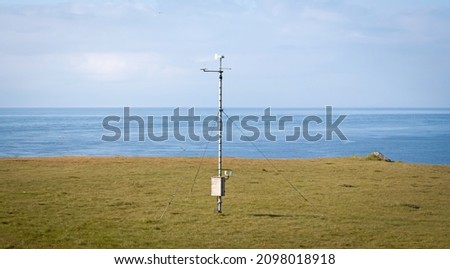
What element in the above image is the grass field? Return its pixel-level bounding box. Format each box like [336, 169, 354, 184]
[0, 156, 449, 249]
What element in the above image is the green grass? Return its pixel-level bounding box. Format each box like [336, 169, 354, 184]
[0, 156, 449, 249]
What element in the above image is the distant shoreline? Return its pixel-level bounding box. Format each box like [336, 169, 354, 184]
[1, 155, 449, 166]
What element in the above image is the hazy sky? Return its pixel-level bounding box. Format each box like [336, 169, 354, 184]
[1, 0, 449, 107]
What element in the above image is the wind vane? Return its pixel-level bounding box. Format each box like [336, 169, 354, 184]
[201, 54, 232, 213]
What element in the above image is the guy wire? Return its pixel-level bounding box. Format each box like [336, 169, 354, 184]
[222, 110, 325, 217]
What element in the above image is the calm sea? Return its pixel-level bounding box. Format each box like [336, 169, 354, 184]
[0, 107, 449, 165]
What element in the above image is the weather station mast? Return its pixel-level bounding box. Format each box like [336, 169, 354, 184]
[201, 54, 232, 213]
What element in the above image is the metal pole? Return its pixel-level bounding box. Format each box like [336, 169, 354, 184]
[217, 57, 223, 213]
[201, 55, 229, 214]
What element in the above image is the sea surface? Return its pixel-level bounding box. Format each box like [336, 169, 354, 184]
[1, 107, 449, 165]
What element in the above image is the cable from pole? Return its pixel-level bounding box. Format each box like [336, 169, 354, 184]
[222, 110, 326, 217]
[159, 176, 184, 220]
[159, 134, 212, 219]
[189, 140, 210, 195]
[189, 111, 220, 196]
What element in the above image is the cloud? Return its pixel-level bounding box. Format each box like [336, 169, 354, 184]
[1, 0, 450, 107]
[64, 0, 160, 17]
[0, 1, 162, 54]
[394, 9, 450, 44]
[233, 0, 257, 11]
[300, 6, 347, 23]
[70, 52, 163, 81]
